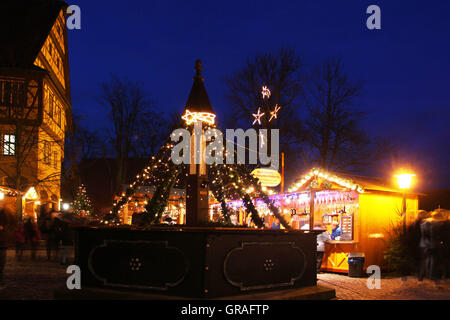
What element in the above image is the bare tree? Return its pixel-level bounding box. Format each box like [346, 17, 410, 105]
[62, 114, 101, 199]
[97, 75, 157, 193]
[303, 57, 392, 171]
[224, 47, 306, 183]
[224, 47, 304, 132]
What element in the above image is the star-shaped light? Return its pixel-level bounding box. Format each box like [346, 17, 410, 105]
[252, 107, 265, 125]
[261, 86, 271, 99]
[269, 104, 281, 122]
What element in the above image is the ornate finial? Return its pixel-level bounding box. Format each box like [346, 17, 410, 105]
[195, 59, 202, 77]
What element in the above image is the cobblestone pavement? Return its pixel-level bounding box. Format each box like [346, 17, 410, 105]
[0, 249, 72, 300]
[1, 248, 450, 300]
[318, 272, 450, 300]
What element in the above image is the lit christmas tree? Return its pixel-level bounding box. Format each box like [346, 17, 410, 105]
[72, 184, 93, 216]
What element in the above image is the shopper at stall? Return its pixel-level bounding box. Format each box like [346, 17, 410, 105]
[331, 221, 341, 240]
[317, 230, 331, 273]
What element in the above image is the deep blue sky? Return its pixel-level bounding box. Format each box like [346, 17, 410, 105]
[67, 0, 450, 191]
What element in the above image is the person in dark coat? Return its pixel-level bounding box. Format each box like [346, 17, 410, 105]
[420, 210, 446, 286]
[13, 222, 26, 261]
[413, 210, 430, 282]
[40, 211, 59, 261]
[0, 203, 10, 286]
[24, 216, 41, 260]
[54, 216, 73, 265]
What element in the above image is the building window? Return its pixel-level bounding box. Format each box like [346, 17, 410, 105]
[3, 134, 15, 156]
[44, 142, 51, 165]
[49, 93, 54, 118]
[53, 151, 58, 169]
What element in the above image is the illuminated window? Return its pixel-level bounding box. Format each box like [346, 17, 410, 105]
[3, 134, 15, 156]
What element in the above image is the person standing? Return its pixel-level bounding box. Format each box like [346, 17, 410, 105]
[331, 221, 341, 240]
[415, 211, 430, 283]
[24, 217, 41, 260]
[316, 230, 331, 273]
[40, 211, 59, 261]
[421, 210, 445, 286]
[13, 222, 26, 261]
[0, 203, 10, 286]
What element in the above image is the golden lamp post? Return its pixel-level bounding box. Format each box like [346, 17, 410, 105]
[394, 173, 415, 234]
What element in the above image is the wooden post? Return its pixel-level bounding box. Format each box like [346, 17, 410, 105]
[309, 190, 315, 231]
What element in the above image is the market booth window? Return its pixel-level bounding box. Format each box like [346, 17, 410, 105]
[284, 190, 358, 241]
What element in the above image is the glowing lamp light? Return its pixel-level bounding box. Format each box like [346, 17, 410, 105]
[0, 192, 4, 200]
[395, 173, 415, 189]
[182, 109, 216, 125]
[24, 187, 38, 200]
[62, 203, 70, 211]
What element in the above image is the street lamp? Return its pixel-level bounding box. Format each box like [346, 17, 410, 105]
[394, 173, 415, 233]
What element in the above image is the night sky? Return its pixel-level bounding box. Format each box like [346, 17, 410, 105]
[67, 0, 450, 191]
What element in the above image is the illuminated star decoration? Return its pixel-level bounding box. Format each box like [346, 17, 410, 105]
[269, 104, 281, 121]
[261, 86, 271, 99]
[182, 109, 216, 125]
[252, 107, 265, 125]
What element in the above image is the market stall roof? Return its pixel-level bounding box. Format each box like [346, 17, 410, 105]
[0, 185, 21, 196]
[289, 168, 413, 195]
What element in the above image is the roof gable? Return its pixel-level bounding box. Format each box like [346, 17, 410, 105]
[289, 168, 401, 194]
[0, 0, 67, 68]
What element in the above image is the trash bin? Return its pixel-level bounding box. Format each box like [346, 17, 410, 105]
[348, 252, 365, 278]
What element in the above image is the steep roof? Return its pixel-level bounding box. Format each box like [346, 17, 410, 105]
[0, 0, 67, 68]
[184, 60, 214, 114]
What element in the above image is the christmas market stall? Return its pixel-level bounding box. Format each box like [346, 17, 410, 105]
[115, 185, 186, 225]
[284, 168, 419, 273]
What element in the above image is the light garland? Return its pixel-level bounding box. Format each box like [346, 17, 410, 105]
[288, 168, 365, 193]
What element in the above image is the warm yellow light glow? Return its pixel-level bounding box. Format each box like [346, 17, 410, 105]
[24, 187, 38, 200]
[0, 192, 4, 200]
[251, 168, 281, 187]
[394, 173, 415, 189]
[182, 109, 216, 125]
